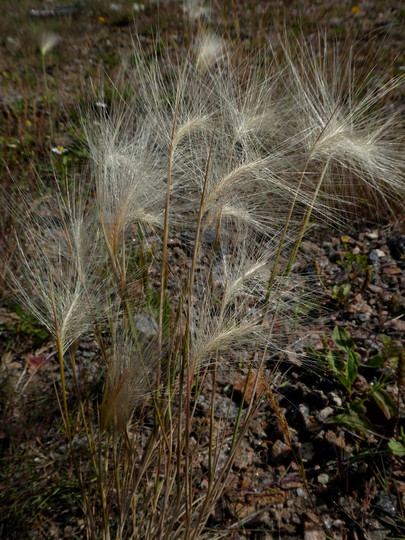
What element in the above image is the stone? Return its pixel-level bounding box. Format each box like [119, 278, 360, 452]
[271, 439, 292, 464]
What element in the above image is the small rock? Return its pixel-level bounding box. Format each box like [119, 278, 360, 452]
[304, 523, 324, 540]
[368, 283, 384, 294]
[327, 392, 342, 407]
[200, 477, 209, 491]
[134, 314, 158, 337]
[387, 234, 405, 260]
[233, 442, 255, 469]
[300, 441, 315, 461]
[291, 513, 301, 524]
[382, 266, 402, 276]
[202, 227, 216, 246]
[366, 230, 379, 240]
[195, 394, 209, 414]
[299, 403, 311, 426]
[354, 312, 370, 322]
[271, 439, 292, 464]
[233, 372, 266, 405]
[389, 319, 405, 333]
[202, 443, 229, 470]
[317, 473, 329, 485]
[368, 519, 391, 540]
[376, 492, 397, 516]
[325, 430, 348, 450]
[316, 406, 334, 423]
[29, 5, 79, 17]
[368, 249, 380, 265]
[214, 396, 240, 420]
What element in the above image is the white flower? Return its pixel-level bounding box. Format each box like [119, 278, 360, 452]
[51, 146, 68, 155]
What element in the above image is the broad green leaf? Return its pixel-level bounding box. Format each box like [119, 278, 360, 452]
[328, 412, 374, 434]
[342, 283, 351, 297]
[362, 353, 384, 369]
[388, 438, 405, 456]
[327, 350, 344, 374]
[336, 373, 350, 390]
[332, 283, 351, 301]
[372, 388, 396, 419]
[345, 349, 359, 391]
[332, 326, 354, 352]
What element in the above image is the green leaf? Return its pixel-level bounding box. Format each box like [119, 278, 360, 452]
[327, 350, 344, 374]
[345, 349, 359, 391]
[382, 334, 401, 361]
[388, 438, 405, 456]
[362, 353, 384, 369]
[348, 399, 366, 415]
[336, 373, 350, 390]
[331, 283, 351, 302]
[332, 326, 354, 352]
[372, 388, 396, 420]
[328, 412, 374, 434]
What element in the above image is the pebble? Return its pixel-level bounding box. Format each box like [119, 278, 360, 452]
[327, 392, 342, 407]
[213, 396, 240, 420]
[304, 524, 324, 540]
[382, 264, 402, 276]
[376, 492, 397, 516]
[300, 441, 315, 461]
[271, 439, 292, 463]
[317, 473, 329, 485]
[299, 403, 311, 426]
[134, 314, 158, 337]
[390, 319, 405, 332]
[353, 312, 371, 322]
[365, 230, 379, 240]
[316, 406, 334, 423]
[368, 249, 380, 265]
[387, 234, 405, 260]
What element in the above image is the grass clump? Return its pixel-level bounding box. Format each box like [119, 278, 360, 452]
[5, 30, 405, 539]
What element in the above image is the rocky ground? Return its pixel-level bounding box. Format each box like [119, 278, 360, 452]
[0, 1, 404, 538]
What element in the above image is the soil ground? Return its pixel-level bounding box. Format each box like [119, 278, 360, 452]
[0, 1, 404, 538]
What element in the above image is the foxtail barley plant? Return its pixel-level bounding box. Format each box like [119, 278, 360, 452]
[9, 31, 404, 539]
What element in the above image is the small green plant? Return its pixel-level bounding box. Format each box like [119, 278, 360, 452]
[389, 426, 405, 456]
[0, 303, 50, 347]
[309, 326, 399, 435]
[326, 326, 360, 394]
[334, 236, 372, 294]
[331, 282, 351, 305]
[338, 250, 369, 276]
